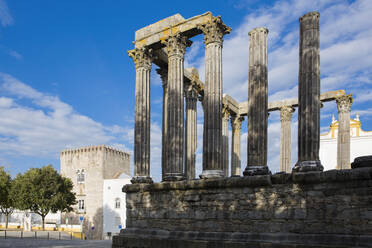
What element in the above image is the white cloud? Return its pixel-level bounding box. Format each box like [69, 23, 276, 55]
[8, 50, 22, 60]
[0, 0, 12, 27]
[0, 73, 131, 159]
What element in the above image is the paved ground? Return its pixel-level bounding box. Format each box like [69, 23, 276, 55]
[0, 239, 112, 248]
[0, 231, 82, 240]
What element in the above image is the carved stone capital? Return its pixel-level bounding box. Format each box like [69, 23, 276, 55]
[222, 106, 230, 120]
[280, 106, 295, 122]
[163, 34, 191, 58]
[128, 47, 152, 70]
[231, 115, 244, 131]
[185, 84, 198, 100]
[197, 16, 231, 46]
[336, 94, 353, 113]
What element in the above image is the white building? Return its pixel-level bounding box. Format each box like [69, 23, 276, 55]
[103, 173, 131, 239]
[60, 145, 130, 239]
[320, 114, 372, 170]
[0, 210, 61, 231]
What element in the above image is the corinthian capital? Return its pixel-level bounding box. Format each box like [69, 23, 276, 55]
[280, 106, 295, 122]
[336, 94, 353, 113]
[222, 106, 230, 120]
[197, 16, 231, 45]
[184, 84, 198, 100]
[163, 34, 192, 58]
[128, 47, 152, 70]
[231, 115, 244, 131]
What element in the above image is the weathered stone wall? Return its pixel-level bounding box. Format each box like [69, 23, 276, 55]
[114, 167, 372, 247]
[103, 147, 131, 179]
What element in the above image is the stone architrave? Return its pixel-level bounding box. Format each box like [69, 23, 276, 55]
[163, 34, 190, 181]
[280, 106, 295, 173]
[198, 17, 231, 179]
[294, 11, 323, 172]
[231, 115, 244, 177]
[128, 47, 153, 183]
[157, 67, 168, 180]
[336, 94, 353, 169]
[244, 27, 270, 176]
[222, 107, 230, 177]
[185, 85, 198, 180]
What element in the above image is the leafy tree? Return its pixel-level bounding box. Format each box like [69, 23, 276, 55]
[0, 167, 15, 229]
[13, 165, 76, 230]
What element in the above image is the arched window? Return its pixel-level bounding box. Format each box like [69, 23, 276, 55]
[115, 198, 121, 209]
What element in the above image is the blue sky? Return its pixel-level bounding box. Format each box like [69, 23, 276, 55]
[1, 0, 372, 182]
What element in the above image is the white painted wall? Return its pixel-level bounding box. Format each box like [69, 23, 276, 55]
[320, 116, 372, 170]
[103, 173, 131, 239]
[0, 210, 61, 231]
[319, 138, 338, 171]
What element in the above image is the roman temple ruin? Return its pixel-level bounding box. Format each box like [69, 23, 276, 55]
[113, 11, 372, 248]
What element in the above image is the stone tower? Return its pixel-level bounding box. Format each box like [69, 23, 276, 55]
[60, 145, 130, 239]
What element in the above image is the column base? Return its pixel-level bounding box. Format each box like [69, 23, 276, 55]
[243, 165, 271, 176]
[163, 173, 185, 181]
[200, 170, 224, 179]
[131, 176, 153, 184]
[351, 156, 372, 169]
[293, 160, 323, 173]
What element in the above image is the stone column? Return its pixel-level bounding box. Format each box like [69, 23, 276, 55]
[185, 85, 198, 180]
[244, 27, 270, 176]
[336, 94, 353, 169]
[198, 16, 231, 179]
[294, 11, 323, 172]
[163, 34, 190, 181]
[231, 115, 244, 177]
[157, 67, 168, 180]
[128, 47, 153, 183]
[222, 107, 230, 176]
[280, 106, 295, 173]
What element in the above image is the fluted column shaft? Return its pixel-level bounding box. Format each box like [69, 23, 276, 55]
[185, 87, 198, 180]
[336, 94, 353, 169]
[199, 17, 231, 179]
[294, 11, 323, 172]
[128, 48, 153, 183]
[280, 106, 295, 173]
[222, 108, 230, 176]
[157, 68, 168, 180]
[231, 115, 244, 176]
[244, 27, 270, 176]
[163, 34, 189, 181]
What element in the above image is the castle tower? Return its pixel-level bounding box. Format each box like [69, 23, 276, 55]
[60, 145, 130, 239]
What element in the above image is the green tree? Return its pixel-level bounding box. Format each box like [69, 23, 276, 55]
[0, 167, 15, 229]
[13, 165, 76, 230]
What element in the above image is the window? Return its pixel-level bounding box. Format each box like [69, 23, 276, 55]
[78, 199, 85, 212]
[115, 198, 121, 209]
[77, 169, 85, 183]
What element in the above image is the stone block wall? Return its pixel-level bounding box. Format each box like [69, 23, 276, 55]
[113, 167, 372, 247]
